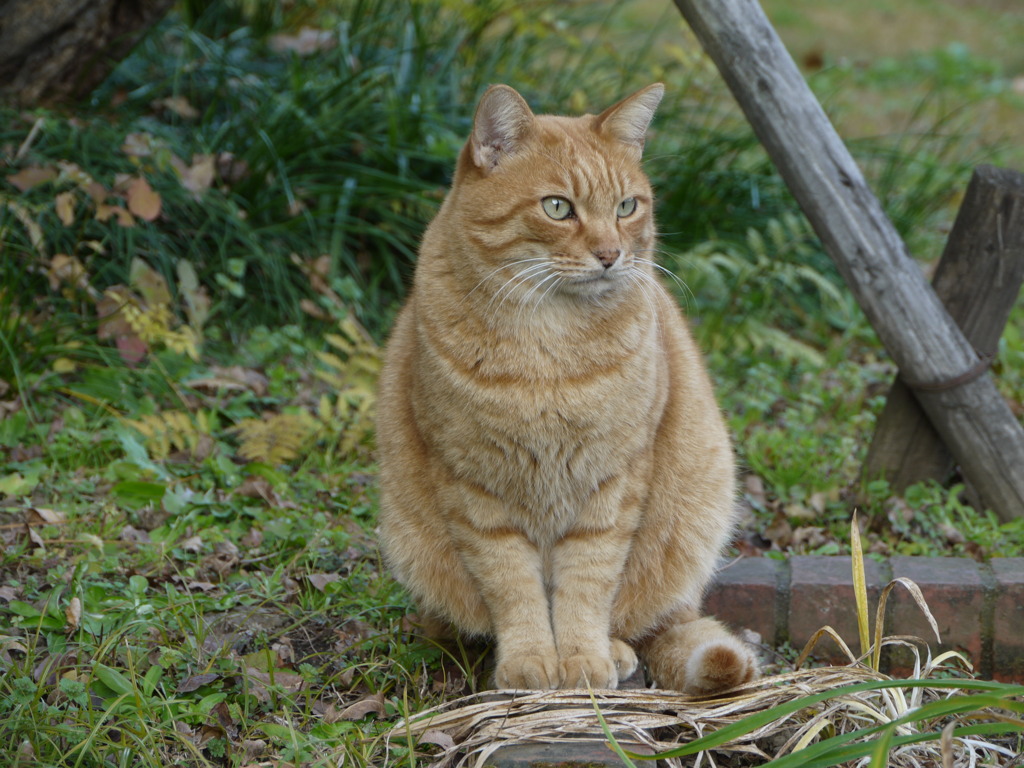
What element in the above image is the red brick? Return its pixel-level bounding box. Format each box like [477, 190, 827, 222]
[887, 556, 983, 674]
[788, 556, 884, 665]
[705, 557, 782, 644]
[991, 558, 1024, 682]
[489, 737, 654, 766]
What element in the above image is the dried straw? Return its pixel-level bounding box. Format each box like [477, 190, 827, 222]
[388, 643, 1020, 767]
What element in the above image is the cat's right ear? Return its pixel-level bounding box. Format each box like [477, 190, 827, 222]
[470, 85, 534, 173]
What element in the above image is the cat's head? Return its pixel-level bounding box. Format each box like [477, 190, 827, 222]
[449, 84, 664, 305]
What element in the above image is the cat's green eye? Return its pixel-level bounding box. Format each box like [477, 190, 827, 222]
[542, 197, 573, 220]
[617, 197, 638, 218]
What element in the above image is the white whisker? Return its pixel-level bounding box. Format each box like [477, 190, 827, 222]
[634, 254, 694, 307]
[531, 275, 565, 320]
[517, 271, 561, 320]
[464, 258, 549, 304]
[489, 263, 552, 311]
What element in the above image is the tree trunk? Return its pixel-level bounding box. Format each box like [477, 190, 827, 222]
[0, 0, 174, 108]
[672, 0, 1024, 520]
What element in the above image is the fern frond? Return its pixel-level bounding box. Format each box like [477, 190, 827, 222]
[231, 412, 316, 464]
[124, 409, 213, 459]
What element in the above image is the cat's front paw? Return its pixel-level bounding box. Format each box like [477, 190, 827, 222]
[559, 653, 618, 689]
[495, 653, 559, 690]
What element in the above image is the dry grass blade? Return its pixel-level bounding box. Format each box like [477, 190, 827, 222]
[851, 511, 872, 662]
[794, 625, 859, 670]
[873, 576, 942, 671]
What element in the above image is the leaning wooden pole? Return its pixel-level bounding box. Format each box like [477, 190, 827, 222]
[672, 0, 1024, 519]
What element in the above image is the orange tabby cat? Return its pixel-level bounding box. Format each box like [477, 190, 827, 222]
[377, 83, 758, 693]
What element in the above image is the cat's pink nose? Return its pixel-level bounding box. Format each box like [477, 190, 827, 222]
[593, 249, 621, 269]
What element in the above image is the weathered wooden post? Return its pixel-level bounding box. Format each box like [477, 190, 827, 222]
[864, 165, 1024, 494]
[672, 0, 1024, 520]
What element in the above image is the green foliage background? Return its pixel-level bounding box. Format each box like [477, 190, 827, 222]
[1, 0, 1024, 765]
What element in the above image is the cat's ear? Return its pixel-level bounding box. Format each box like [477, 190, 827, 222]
[596, 83, 664, 152]
[470, 85, 535, 172]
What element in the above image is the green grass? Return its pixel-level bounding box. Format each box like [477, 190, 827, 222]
[2, 0, 1024, 765]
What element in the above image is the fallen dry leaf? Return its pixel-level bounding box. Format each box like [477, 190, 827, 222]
[304, 573, 341, 592]
[48, 254, 95, 296]
[269, 27, 336, 56]
[336, 691, 385, 722]
[119, 525, 152, 544]
[65, 597, 82, 631]
[129, 257, 172, 306]
[121, 132, 155, 157]
[418, 729, 456, 750]
[215, 151, 249, 185]
[177, 672, 219, 693]
[244, 667, 305, 703]
[181, 154, 216, 197]
[0, 586, 20, 602]
[27, 507, 66, 525]
[126, 177, 162, 222]
[154, 96, 200, 120]
[95, 203, 135, 227]
[55, 191, 76, 226]
[7, 165, 57, 192]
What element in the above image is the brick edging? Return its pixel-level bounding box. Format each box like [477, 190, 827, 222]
[704, 555, 1024, 682]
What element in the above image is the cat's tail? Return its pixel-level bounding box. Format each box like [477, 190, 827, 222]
[638, 607, 759, 694]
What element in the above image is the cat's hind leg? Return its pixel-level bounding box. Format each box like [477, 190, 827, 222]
[640, 607, 758, 695]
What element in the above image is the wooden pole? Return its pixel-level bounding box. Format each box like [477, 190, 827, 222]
[864, 165, 1024, 494]
[672, 0, 1024, 520]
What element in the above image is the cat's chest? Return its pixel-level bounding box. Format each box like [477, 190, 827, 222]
[418, 326, 666, 509]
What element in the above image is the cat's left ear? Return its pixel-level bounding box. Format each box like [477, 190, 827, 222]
[595, 83, 664, 152]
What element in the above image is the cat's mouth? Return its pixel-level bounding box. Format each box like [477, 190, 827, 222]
[559, 268, 626, 295]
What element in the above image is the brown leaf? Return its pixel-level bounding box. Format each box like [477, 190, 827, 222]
[48, 254, 93, 294]
[7, 165, 57, 192]
[177, 672, 219, 693]
[15, 739, 35, 766]
[121, 132, 155, 157]
[27, 507, 66, 525]
[418, 729, 456, 750]
[244, 667, 305, 701]
[744, 473, 768, 508]
[181, 154, 215, 197]
[179, 535, 203, 553]
[96, 287, 135, 340]
[216, 152, 249, 185]
[95, 203, 135, 227]
[0, 586, 20, 602]
[154, 96, 200, 120]
[116, 335, 148, 364]
[55, 191, 76, 226]
[84, 181, 109, 204]
[337, 692, 385, 721]
[126, 177, 162, 222]
[64, 597, 82, 631]
[129, 258, 171, 306]
[763, 511, 792, 549]
[784, 503, 817, 522]
[304, 573, 340, 592]
[119, 525, 152, 544]
[240, 528, 263, 549]
[269, 27, 336, 56]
